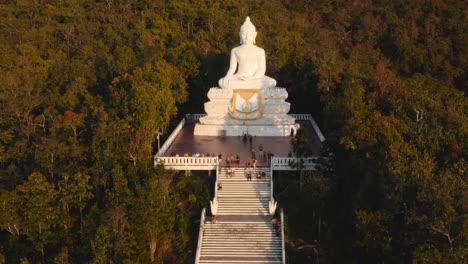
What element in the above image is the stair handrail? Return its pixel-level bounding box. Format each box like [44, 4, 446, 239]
[270, 162, 274, 201]
[281, 208, 286, 264]
[194, 208, 206, 264]
[214, 161, 219, 199]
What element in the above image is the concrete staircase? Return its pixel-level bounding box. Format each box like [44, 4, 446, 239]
[197, 167, 283, 264]
[217, 167, 270, 216]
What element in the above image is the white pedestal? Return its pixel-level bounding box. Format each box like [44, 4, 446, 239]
[194, 87, 300, 136]
[194, 123, 300, 136]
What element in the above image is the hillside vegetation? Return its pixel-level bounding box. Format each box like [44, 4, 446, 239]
[0, 0, 466, 263]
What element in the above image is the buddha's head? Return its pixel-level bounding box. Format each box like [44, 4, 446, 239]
[239, 17, 257, 45]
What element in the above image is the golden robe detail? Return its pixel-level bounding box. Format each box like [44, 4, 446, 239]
[228, 89, 263, 120]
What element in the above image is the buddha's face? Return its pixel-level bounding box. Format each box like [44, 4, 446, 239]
[240, 30, 257, 45]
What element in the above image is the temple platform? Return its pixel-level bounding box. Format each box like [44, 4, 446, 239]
[193, 123, 300, 137]
[162, 118, 322, 167]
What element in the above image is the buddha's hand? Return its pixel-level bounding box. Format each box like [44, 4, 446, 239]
[239, 75, 253, 81]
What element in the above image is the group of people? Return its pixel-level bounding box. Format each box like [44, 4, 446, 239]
[224, 147, 276, 168]
[244, 156, 258, 169]
[245, 170, 266, 181]
[225, 154, 241, 165]
[170, 151, 217, 157]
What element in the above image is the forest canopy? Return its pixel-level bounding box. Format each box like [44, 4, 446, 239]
[0, 0, 466, 263]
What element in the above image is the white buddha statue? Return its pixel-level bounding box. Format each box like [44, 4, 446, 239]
[218, 17, 277, 90]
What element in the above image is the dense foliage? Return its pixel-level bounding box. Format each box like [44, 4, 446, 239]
[0, 0, 466, 263]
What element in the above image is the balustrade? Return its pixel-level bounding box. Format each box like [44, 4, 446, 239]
[155, 118, 186, 157]
[194, 208, 206, 264]
[271, 156, 319, 170]
[281, 209, 286, 264]
[185, 113, 206, 120]
[155, 157, 218, 170]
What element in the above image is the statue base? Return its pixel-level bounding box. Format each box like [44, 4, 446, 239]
[194, 123, 300, 136]
[194, 87, 300, 136]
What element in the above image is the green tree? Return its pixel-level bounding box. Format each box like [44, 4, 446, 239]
[129, 165, 178, 262]
[16, 173, 58, 258]
[91, 204, 136, 263]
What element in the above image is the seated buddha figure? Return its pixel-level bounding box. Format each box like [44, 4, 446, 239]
[219, 17, 277, 90]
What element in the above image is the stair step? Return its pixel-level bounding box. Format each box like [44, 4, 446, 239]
[197, 167, 283, 263]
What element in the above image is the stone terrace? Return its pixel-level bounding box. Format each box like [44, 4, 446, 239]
[163, 119, 321, 167]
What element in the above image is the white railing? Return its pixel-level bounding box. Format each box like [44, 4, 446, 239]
[267, 87, 288, 93]
[271, 157, 319, 171]
[214, 162, 219, 199]
[270, 163, 274, 201]
[185, 113, 206, 120]
[281, 209, 286, 264]
[289, 114, 325, 142]
[155, 118, 186, 157]
[154, 157, 218, 170]
[309, 116, 325, 143]
[157, 156, 321, 171]
[156, 155, 320, 171]
[289, 113, 312, 120]
[194, 208, 206, 264]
